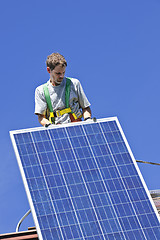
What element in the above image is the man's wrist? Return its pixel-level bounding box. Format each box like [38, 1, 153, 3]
[84, 117, 91, 121]
[45, 123, 52, 127]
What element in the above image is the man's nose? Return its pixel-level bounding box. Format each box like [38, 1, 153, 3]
[60, 73, 64, 78]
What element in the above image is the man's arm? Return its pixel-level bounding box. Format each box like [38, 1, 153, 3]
[82, 106, 92, 120]
[38, 114, 51, 126]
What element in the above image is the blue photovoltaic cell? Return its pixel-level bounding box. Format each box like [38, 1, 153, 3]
[10, 118, 160, 240]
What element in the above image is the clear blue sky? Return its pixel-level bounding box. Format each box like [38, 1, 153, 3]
[0, 0, 160, 234]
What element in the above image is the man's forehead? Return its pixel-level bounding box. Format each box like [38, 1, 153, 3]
[53, 64, 66, 72]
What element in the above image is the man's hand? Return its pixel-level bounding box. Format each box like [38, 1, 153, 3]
[82, 106, 91, 120]
[38, 114, 51, 127]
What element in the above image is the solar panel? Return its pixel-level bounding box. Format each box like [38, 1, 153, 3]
[10, 117, 160, 240]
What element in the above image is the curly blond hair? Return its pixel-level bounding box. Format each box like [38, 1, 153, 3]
[46, 52, 67, 70]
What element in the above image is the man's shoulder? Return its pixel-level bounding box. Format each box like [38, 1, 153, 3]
[67, 77, 80, 85]
[35, 80, 50, 93]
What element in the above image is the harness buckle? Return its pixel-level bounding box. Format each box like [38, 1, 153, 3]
[56, 110, 61, 117]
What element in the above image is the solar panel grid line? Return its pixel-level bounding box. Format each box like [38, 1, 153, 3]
[47, 130, 86, 240]
[91, 122, 159, 238]
[43, 147, 85, 237]
[99, 121, 149, 240]
[56, 124, 122, 239]
[64, 127, 106, 239]
[56, 129, 106, 240]
[81, 124, 127, 240]
[76, 124, 122, 237]
[30, 132, 65, 240]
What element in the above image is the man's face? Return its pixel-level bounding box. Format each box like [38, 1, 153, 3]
[47, 65, 66, 86]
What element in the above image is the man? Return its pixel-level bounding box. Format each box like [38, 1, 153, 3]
[35, 52, 91, 127]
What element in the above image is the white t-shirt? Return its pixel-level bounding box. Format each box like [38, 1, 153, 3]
[35, 77, 91, 124]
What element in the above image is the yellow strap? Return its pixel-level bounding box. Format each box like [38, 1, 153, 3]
[50, 112, 54, 117]
[49, 117, 52, 123]
[49, 112, 55, 123]
[72, 112, 78, 120]
[56, 108, 72, 117]
[55, 107, 82, 120]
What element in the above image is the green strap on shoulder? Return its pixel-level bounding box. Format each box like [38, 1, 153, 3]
[43, 78, 71, 123]
[65, 78, 71, 108]
[43, 83, 55, 124]
[43, 84, 53, 112]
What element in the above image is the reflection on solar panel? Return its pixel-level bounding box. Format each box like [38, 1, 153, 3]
[10, 117, 160, 240]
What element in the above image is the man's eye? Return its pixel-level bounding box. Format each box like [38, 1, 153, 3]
[55, 72, 65, 75]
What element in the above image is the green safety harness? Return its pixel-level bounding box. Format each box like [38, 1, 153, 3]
[43, 78, 81, 124]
